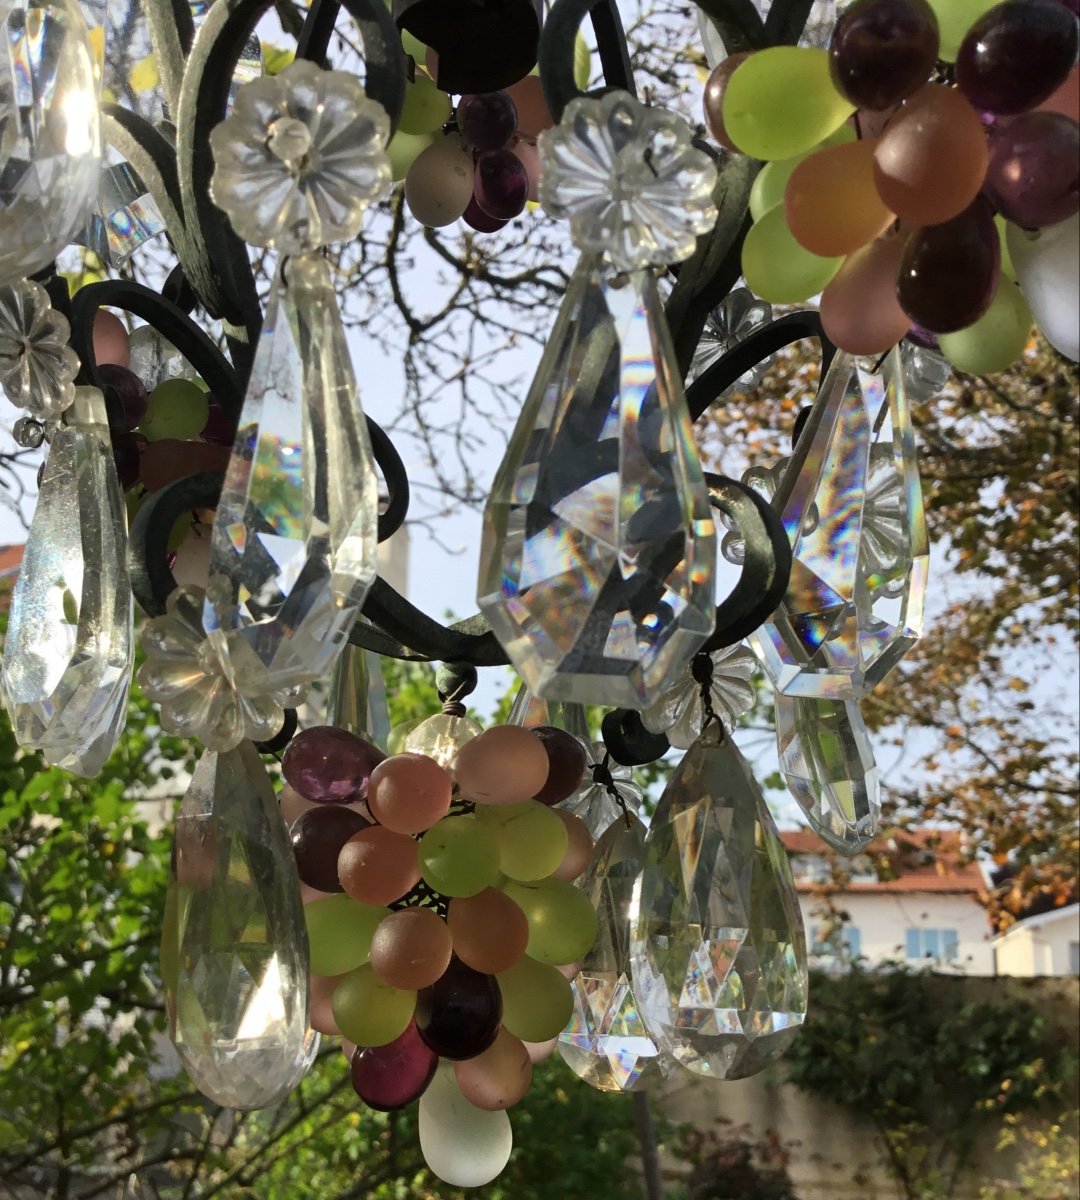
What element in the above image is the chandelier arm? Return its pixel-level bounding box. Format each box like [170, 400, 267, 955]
[367, 416, 410, 542]
[538, 0, 636, 123]
[693, 0, 769, 53]
[128, 472, 226, 617]
[764, 0, 817, 47]
[68, 280, 243, 421]
[357, 578, 509, 665]
[602, 708, 671, 767]
[702, 473, 793, 650]
[140, 0, 195, 114]
[295, 0, 343, 65]
[685, 310, 838, 422]
[100, 108, 185, 238]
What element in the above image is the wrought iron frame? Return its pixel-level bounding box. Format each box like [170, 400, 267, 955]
[60, 0, 836, 764]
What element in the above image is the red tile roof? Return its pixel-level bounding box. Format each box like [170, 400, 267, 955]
[0, 544, 22, 579]
[781, 828, 985, 895]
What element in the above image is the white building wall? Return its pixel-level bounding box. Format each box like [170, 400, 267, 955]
[994, 905, 1080, 977]
[799, 890, 996, 976]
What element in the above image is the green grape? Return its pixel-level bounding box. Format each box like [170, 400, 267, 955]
[496, 955, 574, 1042]
[401, 29, 427, 63]
[332, 964, 416, 1047]
[574, 32, 591, 90]
[502, 877, 597, 965]
[927, 0, 999, 61]
[489, 801, 567, 882]
[398, 72, 452, 136]
[995, 215, 1017, 283]
[387, 129, 435, 182]
[305, 893, 386, 976]
[939, 280, 1032, 375]
[138, 378, 209, 443]
[418, 815, 501, 898]
[723, 47, 854, 161]
[742, 204, 843, 304]
[749, 123, 856, 221]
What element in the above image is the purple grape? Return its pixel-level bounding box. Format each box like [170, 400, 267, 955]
[200, 398, 236, 446]
[532, 726, 587, 806]
[415, 956, 502, 1060]
[99, 363, 148, 432]
[474, 149, 529, 220]
[351, 1020, 437, 1111]
[462, 194, 509, 233]
[957, 0, 1079, 116]
[458, 92, 518, 151]
[897, 196, 1000, 333]
[905, 324, 940, 351]
[281, 726, 386, 804]
[112, 431, 146, 491]
[828, 0, 940, 111]
[290, 804, 371, 892]
[984, 111, 1079, 229]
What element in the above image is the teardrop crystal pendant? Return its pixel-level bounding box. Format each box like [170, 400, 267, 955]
[477, 256, 716, 709]
[630, 726, 808, 1080]
[1, 387, 133, 775]
[749, 349, 928, 699]
[559, 815, 668, 1092]
[161, 742, 311, 1109]
[203, 253, 379, 694]
[776, 693, 880, 855]
[326, 641, 390, 747]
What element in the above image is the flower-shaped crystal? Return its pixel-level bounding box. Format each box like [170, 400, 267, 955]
[538, 91, 717, 273]
[210, 59, 391, 254]
[558, 740, 643, 839]
[720, 459, 790, 566]
[137, 582, 304, 751]
[640, 643, 757, 748]
[688, 285, 773, 389]
[0, 279, 79, 420]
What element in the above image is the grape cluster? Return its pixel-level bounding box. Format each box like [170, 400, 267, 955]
[391, 33, 590, 233]
[91, 312, 234, 568]
[708, 0, 1079, 371]
[282, 718, 596, 1130]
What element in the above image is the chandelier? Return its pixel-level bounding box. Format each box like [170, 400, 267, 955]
[0, 0, 1076, 1186]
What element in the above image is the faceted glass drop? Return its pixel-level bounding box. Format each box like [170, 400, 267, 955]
[630, 727, 808, 1080]
[0, 0, 101, 283]
[77, 158, 166, 265]
[558, 740, 642, 839]
[559, 816, 668, 1092]
[326, 641, 391, 748]
[478, 257, 717, 709]
[776, 693, 880, 855]
[1, 387, 133, 775]
[204, 254, 379, 694]
[161, 742, 311, 1110]
[749, 349, 928, 700]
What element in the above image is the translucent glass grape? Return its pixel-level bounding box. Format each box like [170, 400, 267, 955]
[351, 1020, 438, 1111]
[338, 826, 422, 905]
[496, 955, 574, 1042]
[873, 85, 989, 225]
[112, 433, 143, 492]
[447, 888, 530, 974]
[458, 92, 519, 151]
[551, 810, 594, 882]
[290, 805, 371, 892]
[370, 907, 454, 990]
[897, 196, 1000, 332]
[828, 0, 940, 110]
[474, 149, 530, 220]
[984, 112, 1080, 229]
[282, 726, 385, 803]
[366, 753, 452, 834]
[702, 52, 753, 152]
[463, 195, 509, 233]
[138, 379, 209, 443]
[305, 893, 387, 976]
[310, 970, 344, 1035]
[501, 877, 598, 965]
[418, 815, 501, 897]
[333, 964, 416, 1047]
[957, 0, 1079, 115]
[415, 956, 502, 1059]
[454, 726, 550, 805]
[821, 230, 913, 355]
[785, 137, 894, 256]
[453, 1027, 533, 1110]
[531, 726, 587, 805]
[99, 365, 149, 432]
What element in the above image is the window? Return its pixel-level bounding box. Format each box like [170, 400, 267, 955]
[906, 928, 959, 960]
[813, 925, 862, 959]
